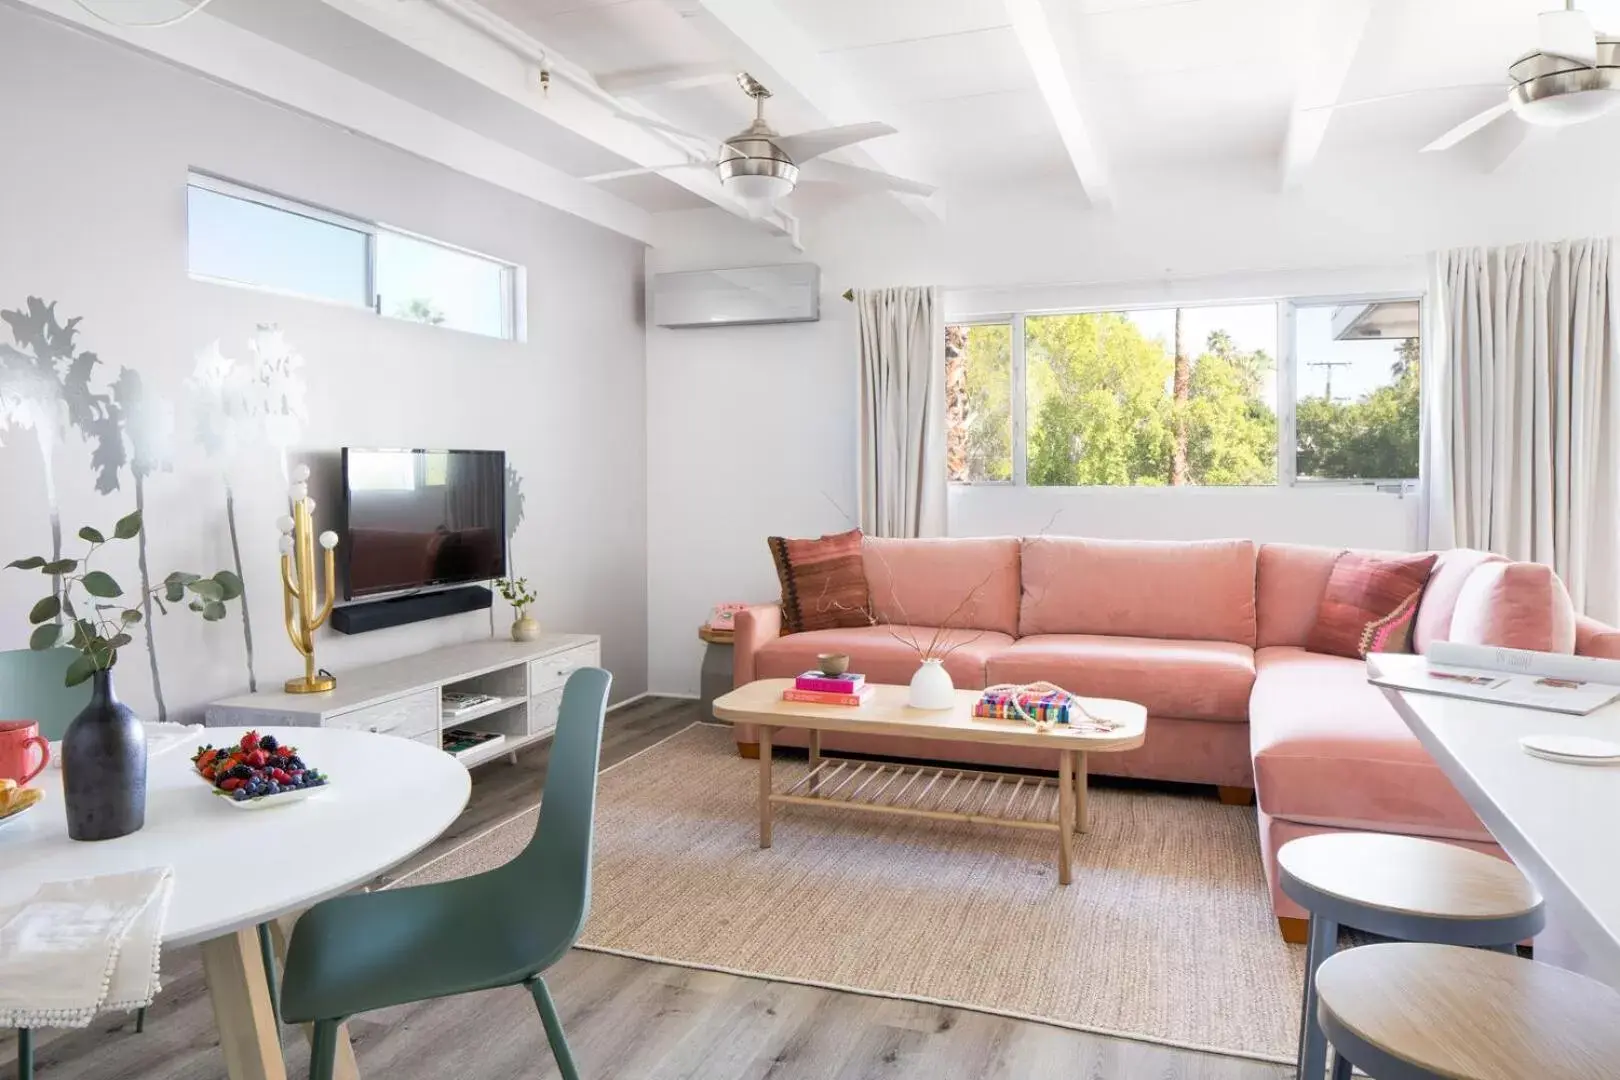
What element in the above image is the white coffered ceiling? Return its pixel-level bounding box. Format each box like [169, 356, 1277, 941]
[25, 0, 1620, 237]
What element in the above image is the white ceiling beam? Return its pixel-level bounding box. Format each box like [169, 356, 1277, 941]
[7, 0, 653, 242]
[597, 63, 736, 96]
[1004, 0, 1111, 211]
[686, 0, 944, 223]
[315, 0, 795, 236]
[1279, 0, 1375, 191]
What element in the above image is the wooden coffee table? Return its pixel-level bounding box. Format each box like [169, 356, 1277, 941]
[712, 679, 1147, 885]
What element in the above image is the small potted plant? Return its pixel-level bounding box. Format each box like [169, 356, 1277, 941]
[494, 576, 539, 642]
[9, 510, 243, 840]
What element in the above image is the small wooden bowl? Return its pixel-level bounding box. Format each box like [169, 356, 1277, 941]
[816, 653, 850, 676]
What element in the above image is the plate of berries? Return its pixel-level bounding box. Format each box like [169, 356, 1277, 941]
[193, 730, 330, 809]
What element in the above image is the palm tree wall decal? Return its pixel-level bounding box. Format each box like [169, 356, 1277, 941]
[186, 326, 308, 693]
[0, 298, 126, 613]
[110, 367, 178, 719]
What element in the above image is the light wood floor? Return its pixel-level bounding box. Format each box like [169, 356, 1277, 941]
[7, 696, 1291, 1080]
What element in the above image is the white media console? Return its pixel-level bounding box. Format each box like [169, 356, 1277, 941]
[206, 634, 601, 769]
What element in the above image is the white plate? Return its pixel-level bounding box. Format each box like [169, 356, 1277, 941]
[1520, 734, 1620, 764]
[212, 783, 330, 810]
[0, 800, 38, 828]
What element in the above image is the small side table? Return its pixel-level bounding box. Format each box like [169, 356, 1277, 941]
[698, 625, 735, 719]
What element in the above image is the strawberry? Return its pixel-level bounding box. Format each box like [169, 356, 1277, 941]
[271, 769, 291, 784]
[220, 776, 243, 791]
[248, 749, 268, 768]
[240, 730, 260, 753]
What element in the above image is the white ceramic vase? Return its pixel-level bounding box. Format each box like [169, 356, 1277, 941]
[908, 657, 956, 710]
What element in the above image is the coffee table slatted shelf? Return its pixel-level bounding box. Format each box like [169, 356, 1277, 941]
[713, 679, 1148, 884]
[775, 760, 1072, 832]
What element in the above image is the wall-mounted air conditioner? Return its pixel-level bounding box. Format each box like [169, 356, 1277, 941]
[652, 263, 821, 328]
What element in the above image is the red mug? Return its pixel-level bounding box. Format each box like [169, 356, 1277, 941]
[0, 719, 51, 786]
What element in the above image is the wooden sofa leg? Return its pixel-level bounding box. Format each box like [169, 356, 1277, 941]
[1216, 786, 1255, 806]
[737, 742, 760, 760]
[1277, 917, 1309, 945]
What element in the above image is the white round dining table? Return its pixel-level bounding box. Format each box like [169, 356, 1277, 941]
[0, 726, 471, 1080]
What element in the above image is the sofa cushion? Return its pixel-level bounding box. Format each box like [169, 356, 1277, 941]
[753, 625, 1013, 690]
[1256, 543, 1339, 649]
[1307, 551, 1437, 659]
[984, 634, 1255, 722]
[768, 528, 870, 633]
[1411, 548, 1506, 653]
[1449, 561, 1577, 653]
[863, 536, 1021, 637]
[1018, 537, 1258, 645]
[1577, 614, 1620, 660]
[1250, 646, 1488, 840]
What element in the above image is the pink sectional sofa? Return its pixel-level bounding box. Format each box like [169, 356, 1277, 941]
[730, 535, 1619, 940]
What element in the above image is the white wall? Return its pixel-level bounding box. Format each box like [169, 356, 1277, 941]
[644, 132, 1620, 696]
[0, 7, 648, 717]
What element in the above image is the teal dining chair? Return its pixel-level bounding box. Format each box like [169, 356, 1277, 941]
[2, 648, 89, 1080]
[279, 667, 613, 1080]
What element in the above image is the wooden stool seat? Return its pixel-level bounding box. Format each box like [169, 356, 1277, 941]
[1280, 833, 1545, 1080]
[1317, 943, 1620, 1080]
[1280, 833, 1543, 939]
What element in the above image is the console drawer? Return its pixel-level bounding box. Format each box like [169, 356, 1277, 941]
[528, 642, 600, 695]
[529, 687, 564, 737]
[329, 689, 439, 741]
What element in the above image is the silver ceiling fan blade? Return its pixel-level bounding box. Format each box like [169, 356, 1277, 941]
[775, 122, 897, 164]
[607, 105, 718, 146]
[1540, 7, 1598, 67]
[582, 161, 718, 183]
[1422, 100, 1514, 151]
[797, 158, 936, 197]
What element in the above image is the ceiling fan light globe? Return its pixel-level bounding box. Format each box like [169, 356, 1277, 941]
[1511, 86, 1620, 125]
[723, 172, 795, 206]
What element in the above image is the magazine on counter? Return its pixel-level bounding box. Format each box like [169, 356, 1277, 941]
[1369, 642, 1620, 715]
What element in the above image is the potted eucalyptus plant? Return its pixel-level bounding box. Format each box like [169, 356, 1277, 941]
[9, 509, 243, 840]
[494, 576, 539, 642]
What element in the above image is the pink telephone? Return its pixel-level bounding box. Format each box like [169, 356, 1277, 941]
[705, 602, 750, 631]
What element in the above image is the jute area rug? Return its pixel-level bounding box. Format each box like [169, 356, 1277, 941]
[398, 723, 1305, 1064]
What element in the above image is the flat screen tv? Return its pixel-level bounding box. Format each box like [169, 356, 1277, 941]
[340, 448, 506, 600]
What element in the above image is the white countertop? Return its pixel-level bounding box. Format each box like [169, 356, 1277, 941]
[1372, 653, 1620, 986]
[0, 726, 470, 948]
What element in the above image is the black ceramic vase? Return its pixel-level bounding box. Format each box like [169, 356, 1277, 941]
[61, 667, 147, 841]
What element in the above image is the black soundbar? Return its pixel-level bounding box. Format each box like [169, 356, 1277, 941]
[330, 585, 493, 635]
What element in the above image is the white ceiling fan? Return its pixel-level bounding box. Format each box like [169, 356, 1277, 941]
[1421, 2, 1620, 152]
[586, 73, 935, 209]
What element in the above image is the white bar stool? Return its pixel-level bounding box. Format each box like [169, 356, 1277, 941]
[1279, 833, 1544, 1080]
[1315, 942, 1620, 1079]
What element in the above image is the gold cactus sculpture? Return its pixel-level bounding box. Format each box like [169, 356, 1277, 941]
[278, 463, 338, 693]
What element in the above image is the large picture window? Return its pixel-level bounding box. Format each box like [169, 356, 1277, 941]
[947, 295, 1418, 488]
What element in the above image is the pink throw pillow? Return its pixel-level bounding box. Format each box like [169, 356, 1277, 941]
[1447, 562, 1576, 653]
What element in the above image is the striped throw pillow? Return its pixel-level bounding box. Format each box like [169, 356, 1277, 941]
[768, 529, 872, 634]
[1307, 551, 1439, 659]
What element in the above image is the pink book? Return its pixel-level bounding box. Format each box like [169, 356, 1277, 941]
[794, 671, 866, 694]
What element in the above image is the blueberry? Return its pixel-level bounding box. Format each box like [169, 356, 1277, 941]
[286, 757, 305, 771]
[260, 736, 278, 752]
[233, 788, 250, 801]
[265, 782, 281, 795]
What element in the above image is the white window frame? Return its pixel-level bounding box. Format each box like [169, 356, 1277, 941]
[185, 171, 524, 342]
[947, 293, 1422, 490]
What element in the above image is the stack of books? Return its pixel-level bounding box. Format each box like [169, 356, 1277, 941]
[782, 670, 873, 706]
[974, 686, 1076, 725]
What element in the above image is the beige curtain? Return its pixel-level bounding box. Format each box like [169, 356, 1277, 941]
[1423, 240, 1620, 622]
[855, 286, 946, 538]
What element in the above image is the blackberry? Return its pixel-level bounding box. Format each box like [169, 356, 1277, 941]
[230, 764, 253, 779]
[286, 756, 305, 771]
[260, 736, 279, 752]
